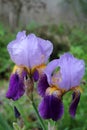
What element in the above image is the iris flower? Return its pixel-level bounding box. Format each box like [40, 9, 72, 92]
[6, 31, 53, 100]
[38, 53, 85, 121]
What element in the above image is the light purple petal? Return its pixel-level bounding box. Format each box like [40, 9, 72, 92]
[44, 59, 59, 84]
[27, 34, 43, 67]
[58, 53, 85, 90]
[6, 73, 25, 101]
[37, 74, 49, 97]
[37, 37, 53, 62]
[39, 95, 64, 121]
[7, 31, 53, 68]
[7, 31, 30, 67]
[44, 53, 85, 90]
[27, 35, 53, 68]
[16, 31, 26, 39]
[69, 91, 80, 117]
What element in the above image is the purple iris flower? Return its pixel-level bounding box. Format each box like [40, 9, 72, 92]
[6, 31, 53, 101]
[7, 31, 53, 69]
[38, 53, 85, 121]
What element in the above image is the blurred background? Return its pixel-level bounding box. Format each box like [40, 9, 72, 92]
[0, 0, 87, 130]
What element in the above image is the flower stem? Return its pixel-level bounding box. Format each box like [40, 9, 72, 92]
[26, 77, 46, 130]
[31, 100, 46, 130]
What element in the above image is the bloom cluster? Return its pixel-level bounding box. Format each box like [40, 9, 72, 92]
[6, 31, 85, 121]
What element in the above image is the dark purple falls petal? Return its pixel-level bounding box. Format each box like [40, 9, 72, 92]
[32, 69, 39, 82]
[69, 91, 81, 117]
[6, 73, 25, 101]
[39, 96, 50, 119]
[37, 74, 49, 97]
[38, 95, 64, 121]
[14, 106, 20, 118]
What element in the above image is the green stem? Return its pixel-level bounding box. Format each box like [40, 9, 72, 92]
[32, 100, 46, 130]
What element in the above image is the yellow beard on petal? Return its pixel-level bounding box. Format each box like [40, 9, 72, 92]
[12, 65, 19, 73]
[46, 86, 58, 95]
[32, 64, 46, 75]
[71, 86, 83, 93]
[12, 65, 30, 76]
[46, 86, 63, 98]
[52, 76, 62, 86]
